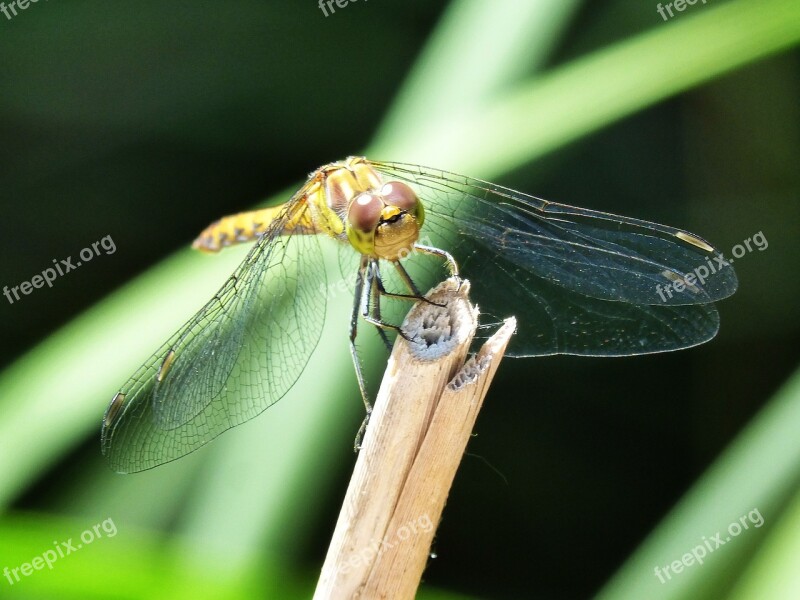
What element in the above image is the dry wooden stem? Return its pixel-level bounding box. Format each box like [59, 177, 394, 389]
[314, 277, 516, 599]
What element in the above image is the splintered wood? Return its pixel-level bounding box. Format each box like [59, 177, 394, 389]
[315, 277, 516, 599]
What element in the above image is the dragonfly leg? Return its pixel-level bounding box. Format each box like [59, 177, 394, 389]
[373, 259, 444, 308]
[349, 256, 373, 423]
[374, 262, 424, 301]
[364, 261, 410, 344]
[354, 417, 370, 453]
[413, 243, 460, 277]
[368, 262, 395, 351]
[390, 260, 422, 296]
[392, 260, 445, 308]
[350, 258, 403, 451]
[352, 259, 430, 451]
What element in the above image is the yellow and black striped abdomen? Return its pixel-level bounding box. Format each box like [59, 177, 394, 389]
[192, 203, 318, 253]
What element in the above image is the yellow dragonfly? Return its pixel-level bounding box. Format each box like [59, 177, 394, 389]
[102, 157, 737, 472]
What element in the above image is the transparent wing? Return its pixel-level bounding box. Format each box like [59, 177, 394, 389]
[101, 199, 326, 473]
[337, 242, 361, 299]
[369, 160, 737, 357]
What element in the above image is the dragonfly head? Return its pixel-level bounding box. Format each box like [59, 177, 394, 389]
[346, 181, 425, 260]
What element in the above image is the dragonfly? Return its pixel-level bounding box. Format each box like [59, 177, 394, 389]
[101, 157, 737, 473]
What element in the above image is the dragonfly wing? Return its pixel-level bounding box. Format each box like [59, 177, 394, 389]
[447, 247, 720, 356]
[371, 161, 737, 305]
[336, 242, 360, 299]
[370, 161, 735, 356]
[101, 199, 327, 473]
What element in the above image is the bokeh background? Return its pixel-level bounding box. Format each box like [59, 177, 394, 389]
[1, 1, 799, 599]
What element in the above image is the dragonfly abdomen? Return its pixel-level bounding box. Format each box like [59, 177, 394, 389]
[192, 204, 317, 253]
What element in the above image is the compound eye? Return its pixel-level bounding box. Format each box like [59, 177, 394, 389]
[381, 181, 418, 212]
[348, 193, 383, 233]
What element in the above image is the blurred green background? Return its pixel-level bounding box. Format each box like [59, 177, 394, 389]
[1, 1, 799, 598]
